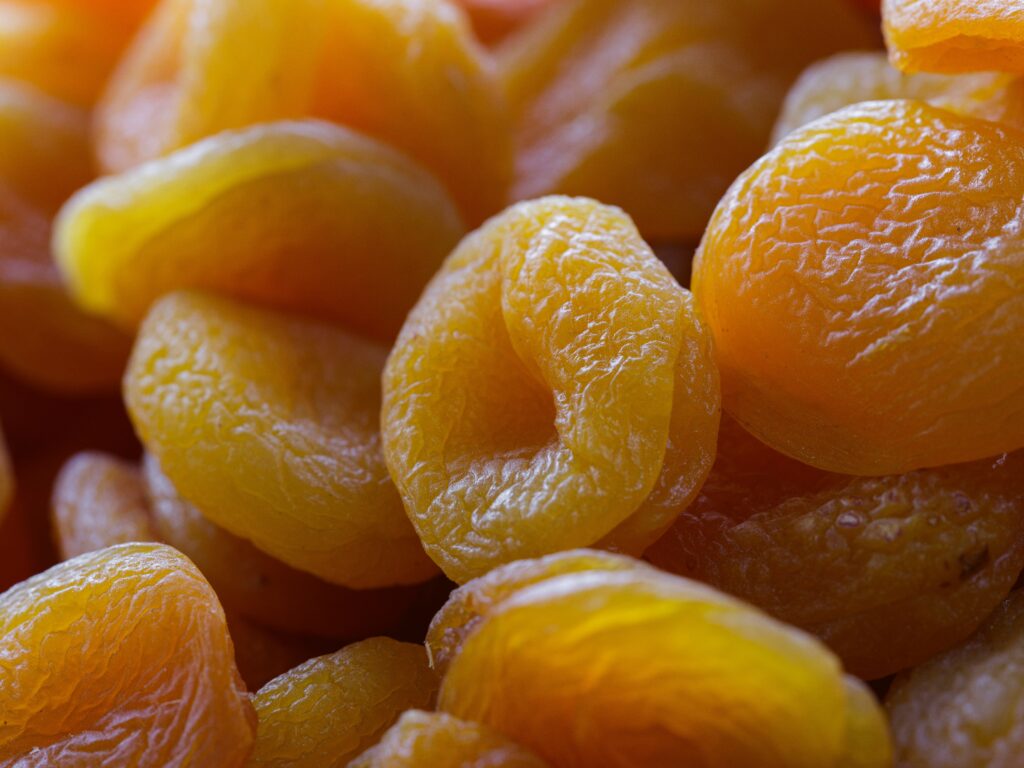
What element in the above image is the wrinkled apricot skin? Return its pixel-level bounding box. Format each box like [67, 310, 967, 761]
[142, 454, 417, 639]
[883, 0, 1024, 74]
[348, 710, 551, 768]
[0, 543, 256, 766]
[772, 52, 1024, 144]
[51, 452, 156, 559]
[56, 120, 464, 340]
[440, 568, 888, 768]
[886, 589, 1024, 767]
[125, 291, 436, 589]
[501, 0, 875, 241]
[693, 100, 1024, 475]
[382, 196, 719, 584]
[647, 416, 1024, 679]
[249, 638, 438, 768]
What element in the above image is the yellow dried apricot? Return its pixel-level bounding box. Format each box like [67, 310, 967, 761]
[51, 451, 156, 559]
[647, 415, 1024, 679]
[143, 453, 417, 639]
[249, 637, 438, 768]
[884, 0, 1024, 74]
[439, 567, 889, 768]
[886, 589, 1024, 767]
[693, 99, 1024, 475]
[0, 543, 256, 766]
[773, 51, 1024, 143]
[382, 196, 720, 583]
[125, 291, 436, 589]
[348, 710, 551, 768]
[500, 0, 875, 240]
[56, 119, 464, 340]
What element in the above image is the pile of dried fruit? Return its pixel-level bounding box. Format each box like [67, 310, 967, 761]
[0, 0, 1022, 765]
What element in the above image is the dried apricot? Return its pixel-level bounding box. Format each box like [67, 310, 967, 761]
[348, 710, 551, 768]
[773, 52, 1024, 143]
[56, 120, 463, 340]
[647, 415, 1024, 679]
[0, 543, 256, 766]
[501, 0, 875, 240]
[143, 453, 417, 639]
[439, 567, 889, 768]
[51, 451, 156, 559]
[382, 196, 720, 583]
[693, 99, 1024, 475]
[249, 637, 437, 768]
[884, 0, 1024, 74]
[125, 291, 436, 588]
[886, 589, 1024, 767]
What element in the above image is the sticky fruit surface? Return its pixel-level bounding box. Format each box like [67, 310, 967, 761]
[0, 543, 256, 766]
[125, 291, 436, 588]
[382, 196, 719, 583]
[693, 99, 1024, 475]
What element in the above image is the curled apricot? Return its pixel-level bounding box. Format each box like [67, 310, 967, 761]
[382, 196, 719, 583]
[693, 99, 1024, 475]
[56, 119, 463, 340]
[349, 710, 551, 768]
[125, 291, 436, 588]
[249, 637, 437, 768]
[0, 543, 256, 766]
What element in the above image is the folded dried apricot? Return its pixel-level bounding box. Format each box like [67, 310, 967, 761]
[694, 99, 1024, 475]
[56, 119, 464, 340]
[382, 196, 719, 583]
[884, 0, 1024, 74]
[249, 638, 437, 768]
[501, 0, 875, 240]
[0, 543, 256, 766]
[439, 567, 889, 768]
[349, 710, 551, 768]
[647, 415, 1024, 679]
[886, 589, 1024, 767]
[125, 291, 436, 588]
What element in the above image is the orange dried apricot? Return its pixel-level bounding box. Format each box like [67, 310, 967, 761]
[884, 0, 1024, 74]
[647, 415, 1024, 679]
[56, 119, 464, 341]
[500, 0, 875, 240]
[97, 0, 510, 223]
[439, 567, 889, 768]
[0, 543, 256, 766]
[51, 451, 156, 559]
[773, 52, 1024, 143]
[143, 453, 417, 639]
[125, 291, 436, 589]
[382, 196, 720, 583]
[886, 589, 1024, 767]
[348, 710, 551, 768]
[693, 99, 1024, 475]
[249, 637, 437, 768]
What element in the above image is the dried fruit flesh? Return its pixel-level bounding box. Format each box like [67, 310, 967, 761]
[883, 0, 1024, 74]
[886, 589, 1024, 767]
[249, 637, 438, 768]
[501, 0, 876, 240]
[647, 416, 1024, 678]
[143, 454, 417, 639]
[0, 543, 256, 766]
[125, 291, 436, 588]
[773, 51, 1024, 144]
[348, 710, 551, 768]
[51, 451, 156, 559]
[440, 567, 888, 768]
[693, 99, 1024, 475]
[382, 196, 720, 583]
[56, 119, 464, 340]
